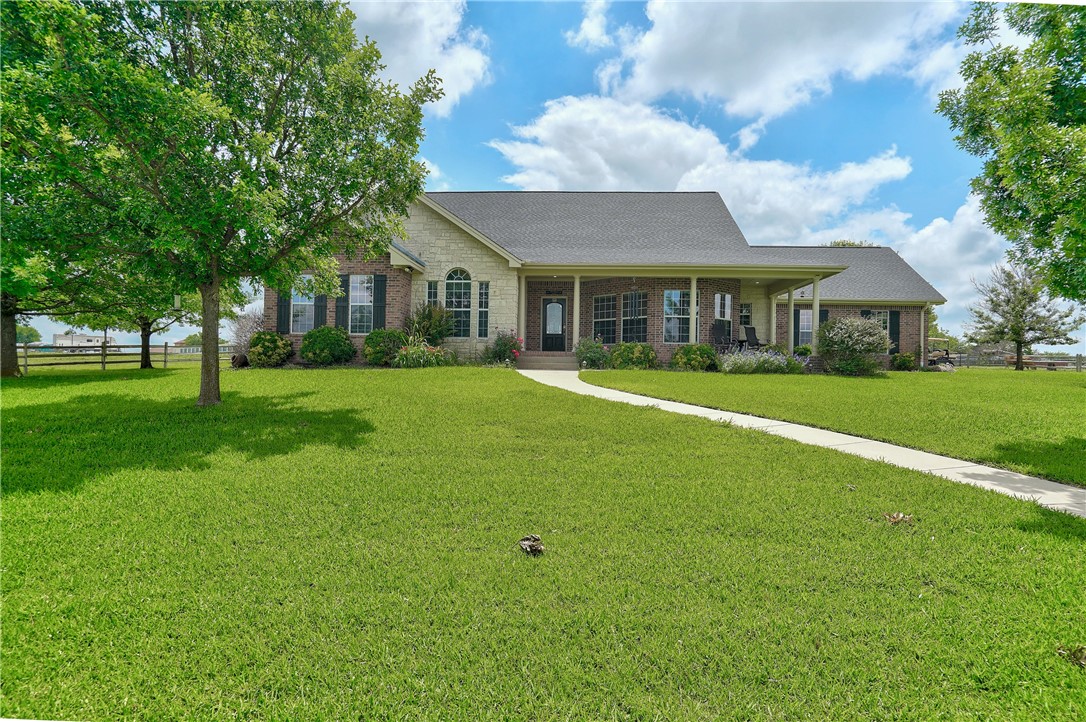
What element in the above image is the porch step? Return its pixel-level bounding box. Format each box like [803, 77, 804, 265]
[518, 353, 579, 371]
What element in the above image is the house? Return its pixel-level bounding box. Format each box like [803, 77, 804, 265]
[262, 192, 945, 366]
[52, 333, 117, 348]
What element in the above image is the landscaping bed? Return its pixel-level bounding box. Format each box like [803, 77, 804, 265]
[2, 367, 1084, 719]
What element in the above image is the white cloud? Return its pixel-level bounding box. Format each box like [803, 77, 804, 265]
[566, 1, 614, 50]
[350, 1, 490, 117]
[601, 1, 961, 125]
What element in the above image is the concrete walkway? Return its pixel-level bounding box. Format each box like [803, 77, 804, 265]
[518, 370, 1086, 518]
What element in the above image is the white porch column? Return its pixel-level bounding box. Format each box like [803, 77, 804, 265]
[572, 275, 582, 347]
[769, 294, 777, 344]
[689, 276, 698, 343]
[810, 277, 821, 355]
[518, 274, 527, 340]
[786, 289, 795, 354]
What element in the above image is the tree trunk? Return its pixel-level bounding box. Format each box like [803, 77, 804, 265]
[139, 317, 154, 369]
[0, 297, 20, 378]
[1015, 341, 1024, 371]
[197, 278, 221, 406]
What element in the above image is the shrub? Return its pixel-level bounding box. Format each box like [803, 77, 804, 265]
[575, 336, 611, 369]
[482, 330, 524, 365]
[817, 317, 890, 377]
[793, 344, 813, 357]
[763, 342, 789, 355]
[392, 336, 453, 368]
[609, 342, 657, 370]
[363, 329, 409, 367]
[719, 349, 805, 374]
[405, 303, 456, 346]
[247, 331, 294, 367]
[891, 352, 917, 371]
[670, 343, 718, 371]
[299, 326, 356, 366]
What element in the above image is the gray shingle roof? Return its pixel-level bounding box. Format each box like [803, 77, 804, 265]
[426, 191, 785, 266]
[752, 246, 946, 303]
[421, 191, 944, 303]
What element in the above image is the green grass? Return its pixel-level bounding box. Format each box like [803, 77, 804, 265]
[3, 366, 1085, 720]
[584, 367, 1086, 486]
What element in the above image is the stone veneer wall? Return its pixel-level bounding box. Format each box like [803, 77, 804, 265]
[401, 202, 519, 359]
[774, 303, 928, 360]
[263, 254, 413, 357]
[526, 277, 743, 362]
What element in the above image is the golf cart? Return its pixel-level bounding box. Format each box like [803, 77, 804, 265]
[928, 337, 954, 366]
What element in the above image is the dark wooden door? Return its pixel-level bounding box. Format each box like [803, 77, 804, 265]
[542, 298, 566, 351]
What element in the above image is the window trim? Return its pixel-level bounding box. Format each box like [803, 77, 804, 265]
[445, 268, 472, 338]
[477, 281, 489, 339]
[663, 289, 691, 345]
[348, 274, 375, 335]
[426, 280, 438, 306]
[798, 308, 813, 346]
[621, 291, 648, 343]
[290, 274, 315, 335]
[739, 302, 752, 328]
[592, 294, 617, 344]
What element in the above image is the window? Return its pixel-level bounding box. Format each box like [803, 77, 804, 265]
[426, 280, 438, 306]
[349, 275, 374, 334]
[445, 268, 471, 337]
[799, 309, 813, 346]
[291, 274, 315, 334]
[714, 292, 733, 341]
[664, 290, 691, 344]
[593, 295, 617, 344]
[477, 282, 489, 339]
[873, 310, 890, 332]
[739, 303, 752, 327]
[621, 291, 647, 342]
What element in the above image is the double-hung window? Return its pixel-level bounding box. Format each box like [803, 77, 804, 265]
[714, 292, 733, 340]
[621, 291, 647, 342]
[477, 282, 489, 339]
[873, 310, 890, 332]
[798, 309, 813, 346]
[291, 274, 315, 334]
[664, 290, 691, 344]
[593, 295, 617, 344]
[739, 303, 752, 328]
[349, 275, 374, 334]
[426, 280, 438, 306]
[446, 269, 471, 337]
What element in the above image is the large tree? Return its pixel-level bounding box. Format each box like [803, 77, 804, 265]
[965, 264, 1084, 371]
[15, 325, 41, 344]
[5, 0, 440, 403]
[938, 3, 1086, 302]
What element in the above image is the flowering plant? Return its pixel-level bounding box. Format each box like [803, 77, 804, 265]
[718, 349, 805, 374]
[575, 336, 611, 369]
[483, 329, 524, 365]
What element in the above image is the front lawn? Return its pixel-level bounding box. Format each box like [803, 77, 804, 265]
[584, 367, 1086, 486]
[2, 367, 1084, 719]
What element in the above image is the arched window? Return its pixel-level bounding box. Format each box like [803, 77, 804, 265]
[445, 268, 471, 337]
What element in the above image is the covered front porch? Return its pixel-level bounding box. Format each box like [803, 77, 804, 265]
[516, 264, 844, 361]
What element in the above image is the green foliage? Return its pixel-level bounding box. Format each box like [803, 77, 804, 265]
[821, 239, 878, 247]
[180, 333, 203, 347]
[363, 329, 409, 367]
[482, 330, 523, 365]
[669, 344, 719, 372]
[608, 342, 657, 370]
[392, 336, 453, 368]
[965, 264, 1084, 370]
[574, 336, 611, 369]
[891, 353, 917, 371]
[15, 325, 40, 344]
[937, 4, 1086, 301]
[817, 317, 890, 376]
[299, 326, 356, 367]
[248, 331, 294, 368]
[718, 350, 804, 374]
[405, 303, 456, 346]
[793, 344, 813, 357]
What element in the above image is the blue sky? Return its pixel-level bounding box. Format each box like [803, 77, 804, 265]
[31, 1, 1084, 352]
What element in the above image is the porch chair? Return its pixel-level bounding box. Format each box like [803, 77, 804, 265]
[741, 325, 765, 351]
[711, 319, 737, 353]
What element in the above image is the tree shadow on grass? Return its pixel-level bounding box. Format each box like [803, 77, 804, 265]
[1, 390, 374, 495]
[989, 436, 1086, 488]
[1014, 505, 1086, 542]
[1, 367, 184, 390]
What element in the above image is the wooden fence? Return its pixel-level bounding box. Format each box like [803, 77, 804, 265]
[950, 352, 1084, 371]
[17, 343, 236, 374]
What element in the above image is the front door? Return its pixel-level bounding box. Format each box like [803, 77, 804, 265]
[542, 297, 566, 351]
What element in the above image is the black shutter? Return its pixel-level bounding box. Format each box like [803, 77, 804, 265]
[373, 274, 387, 330]
[793, 308, 801, 346]
[276, 291, 290, 333]
[819, 309, 829, 325]
[335, 274, 350, 329]
[313, 294, 327, 328]
[889, 310, 900, 353]
[860, 309, 872, 319]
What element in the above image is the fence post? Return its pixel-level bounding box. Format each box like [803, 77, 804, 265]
[101, 341, 107, 370]
[22, 343, 29, 375]
[1077, 354, 1083, 372]
[163, 342, 169, 368]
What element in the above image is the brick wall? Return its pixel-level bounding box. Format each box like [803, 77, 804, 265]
[262, 254, 413, 357]
[774, 303, 928, 359]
